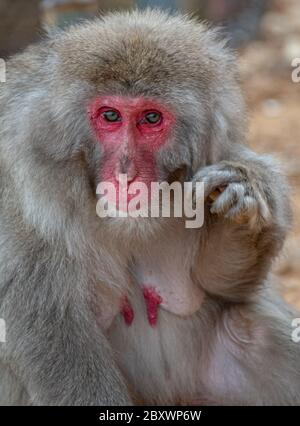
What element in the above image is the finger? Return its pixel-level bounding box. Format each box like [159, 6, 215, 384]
[225, 195, 258, 224]
[207, 187, 225, 202]
[210, 183, 245, 215]
[203, 170, 241, 198]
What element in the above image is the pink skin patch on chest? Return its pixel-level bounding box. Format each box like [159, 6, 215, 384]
[120, 296, 135, 326]
[88, 95, 175, 209]
[143, 286, 163, 327]
[120, 287, 162, 327]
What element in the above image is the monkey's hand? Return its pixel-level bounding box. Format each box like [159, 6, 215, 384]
[192, 157, 288, 232]
[191, 153, 291, 301]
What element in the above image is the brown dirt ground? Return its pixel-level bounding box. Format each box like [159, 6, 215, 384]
[240, 0, 300, 308]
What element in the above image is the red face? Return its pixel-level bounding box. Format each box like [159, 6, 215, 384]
[88, 96, 175, 207]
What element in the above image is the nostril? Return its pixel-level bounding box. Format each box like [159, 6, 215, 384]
[127, 164, 137, 183]
[115, 160, 137, 184]
[119, 155, 130, 174]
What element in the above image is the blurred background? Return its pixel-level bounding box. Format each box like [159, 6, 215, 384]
[0, 0, 300, 307]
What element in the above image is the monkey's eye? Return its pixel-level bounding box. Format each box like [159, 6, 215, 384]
[102, 109, 121, 123]
[141, 111, 162, 125]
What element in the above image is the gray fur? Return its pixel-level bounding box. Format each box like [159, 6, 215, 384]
[0, 9, 299, 405]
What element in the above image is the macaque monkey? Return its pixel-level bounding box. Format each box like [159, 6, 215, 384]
[0, 9, 300, 406]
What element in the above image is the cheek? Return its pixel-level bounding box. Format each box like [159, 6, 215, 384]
[96, 127, 123, 150]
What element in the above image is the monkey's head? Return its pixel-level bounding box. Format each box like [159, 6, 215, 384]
[3, 10, 245, 240]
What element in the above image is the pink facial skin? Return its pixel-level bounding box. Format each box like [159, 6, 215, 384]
[88, 96, 175, 206]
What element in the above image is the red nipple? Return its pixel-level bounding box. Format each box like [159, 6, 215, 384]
[121, 296, 134, 326]
[143, 286, 162, 327]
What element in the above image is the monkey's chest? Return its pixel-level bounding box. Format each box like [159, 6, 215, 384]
[128, 258, 204, 327]
[119, 230, 204, 328]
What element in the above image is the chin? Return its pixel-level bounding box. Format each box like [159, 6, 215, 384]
[101, 214, 170, 244]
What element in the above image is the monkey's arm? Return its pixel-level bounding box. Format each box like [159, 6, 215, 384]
[192, 145, 291, 301]
[1, 251, 131, 406]
[199, 292, 300, 405]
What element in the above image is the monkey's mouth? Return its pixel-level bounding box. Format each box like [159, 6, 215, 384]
[95, 165, 189, 219]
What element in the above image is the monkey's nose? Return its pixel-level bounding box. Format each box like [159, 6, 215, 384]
[115, 159, 137, 184]
[127, 163, 138, 183]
